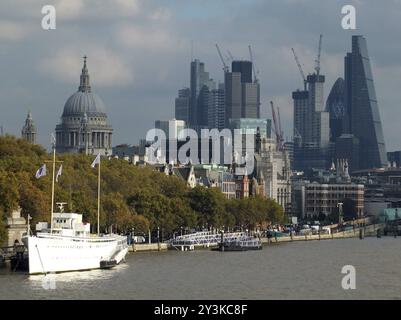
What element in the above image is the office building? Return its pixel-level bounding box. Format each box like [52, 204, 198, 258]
[345, 35, 387, 169]
[232, 60, 253, 84]
[190, 59, 213, 130]
[207, 83, 225, 130]
[326, 77, 346, 142]
[175, 88, 190, 124]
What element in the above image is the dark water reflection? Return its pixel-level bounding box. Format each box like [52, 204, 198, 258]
[1, 238, 401, 299]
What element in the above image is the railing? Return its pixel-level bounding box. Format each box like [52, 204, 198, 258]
[168, 231, 251, 246]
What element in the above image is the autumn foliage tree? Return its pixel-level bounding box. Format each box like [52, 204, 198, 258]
[0, 136, 285, 240]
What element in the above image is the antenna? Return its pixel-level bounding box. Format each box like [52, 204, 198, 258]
[315, 34, 323, 75]
[291, 48, 307, 90]
[190, 40, 194, 62]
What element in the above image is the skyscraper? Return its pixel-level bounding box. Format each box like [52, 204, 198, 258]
[21, 111, 37, 144]
[224, 71, 242, 126]
[225, 60, 260, 126]
[232, 60, 253, 84]
[190, 59, 213, 130]
[208, 83, 225, 130]
[326, 78, 346, 142]
[292, 90, 309, 144]
[175, 88, 190, 124]
[307, 74, 329, 149]
[345, 35, 387, 169]
[292, 62, 329, 170]
[242, 82, 260, 118]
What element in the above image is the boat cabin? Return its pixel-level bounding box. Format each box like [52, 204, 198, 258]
[35, 204, 91, 237]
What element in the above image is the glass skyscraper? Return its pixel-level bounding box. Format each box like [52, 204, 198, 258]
[345, 35, 387, 169]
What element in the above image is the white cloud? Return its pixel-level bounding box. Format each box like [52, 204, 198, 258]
[150, 7, 172, 22]
[0, 21, 29, 41]
[38, 47, 133, 87]
[116, 23, 182, 52]
[55, 0, 84, 20]
[114, 0, 141, 16]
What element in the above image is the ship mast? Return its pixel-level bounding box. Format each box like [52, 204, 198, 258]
[91, 153, 101, 235]
[97, 156, 100, 235]
[50, 134, 56, 233]
[46, 134, 62, 233]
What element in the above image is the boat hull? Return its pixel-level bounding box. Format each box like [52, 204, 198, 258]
[24, 234, 128, 274]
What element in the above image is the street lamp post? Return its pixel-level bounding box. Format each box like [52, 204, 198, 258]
[157, 226, 160, 244]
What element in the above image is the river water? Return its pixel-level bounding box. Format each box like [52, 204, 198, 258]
[1, 237, 401, 299]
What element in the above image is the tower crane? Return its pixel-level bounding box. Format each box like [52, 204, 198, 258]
[291, 47, 307, 91]
[248, 45, 259, 83]
[315, 34, 323, 76]
[270, 101, 284, 151]
[215, 44, 229, 73]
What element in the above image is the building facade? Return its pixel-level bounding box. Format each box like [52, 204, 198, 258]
[207, 84, 225, 130]
[55, 57, 113, 155]
[175, 88, 190, 124]
[21, 111, 37, 144]
[190, 59, 214, 131]
[326, 77, 346, 142]
[304, 182, 364, 218]
[345, 35, 387, 169]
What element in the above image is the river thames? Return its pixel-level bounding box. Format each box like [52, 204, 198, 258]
[1, 237, 401, 299]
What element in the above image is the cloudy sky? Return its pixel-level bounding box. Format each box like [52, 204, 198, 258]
[1, 0, 401, 150]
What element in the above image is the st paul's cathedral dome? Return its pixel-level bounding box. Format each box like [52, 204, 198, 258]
[55, 57, 113, 155]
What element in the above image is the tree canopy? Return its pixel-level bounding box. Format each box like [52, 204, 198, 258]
[0, 136, 284, 242]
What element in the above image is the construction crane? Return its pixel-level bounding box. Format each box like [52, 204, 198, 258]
[291, 47, 307, 91]
[315, 34, 323, 76]
[277, 107, 284, 146]
[248, 45, 259, 83]
[227, 50, 234, 61]
[270, 101, 284, 151]
[215, 44, 229, 73]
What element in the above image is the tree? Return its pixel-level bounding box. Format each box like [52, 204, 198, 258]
[102, 193, 132, 233]
[131, 215, 150, 235]
[188, 186, 226, 228]
[0, 136, 288, 239]
[0, 169, 19, 214]
[0, 209, 7, 245]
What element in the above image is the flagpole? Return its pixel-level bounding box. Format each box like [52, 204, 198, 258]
[97, 156, 101, 235]
[50, 142, 56, 233]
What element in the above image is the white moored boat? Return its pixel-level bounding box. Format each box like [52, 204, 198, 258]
[22, 138, 129, 274]
[22, 205, 128, 274]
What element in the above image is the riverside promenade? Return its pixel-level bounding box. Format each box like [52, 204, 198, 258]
[262, 223, 384, 244]
[126, 223, 385, 253]
[128, 243, 168, 252]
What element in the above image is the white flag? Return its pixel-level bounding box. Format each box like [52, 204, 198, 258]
[56, 164, 62, 182]
[91, 154, 101, 168]
[35, 164, 47, 179]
